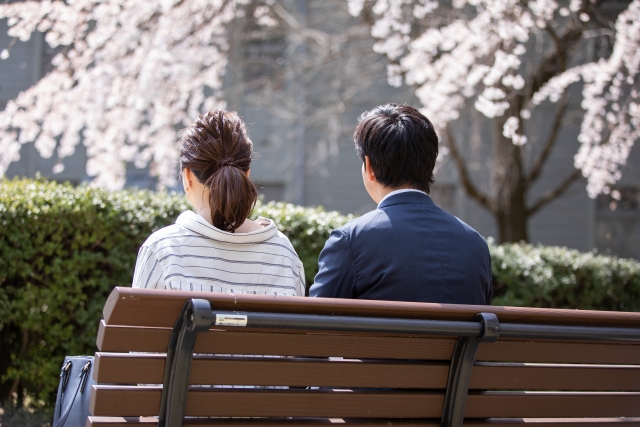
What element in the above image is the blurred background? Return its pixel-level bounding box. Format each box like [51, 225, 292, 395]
[1, 0, 639, 258]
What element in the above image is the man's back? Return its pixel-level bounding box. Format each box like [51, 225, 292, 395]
[310, 191, 492, 305]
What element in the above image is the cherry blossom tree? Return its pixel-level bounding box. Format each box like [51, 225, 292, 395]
[0, 0, 251, 190]
[0, 0, 380, 193]
[349, 0, 640, 242]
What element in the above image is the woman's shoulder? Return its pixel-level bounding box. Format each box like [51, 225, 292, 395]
[258, 220, 300, 260]
[140, 222, 190, 250]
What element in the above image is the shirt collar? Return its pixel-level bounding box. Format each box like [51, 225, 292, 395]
[175, 210, 277, 243]
[377, 189, 427, 208]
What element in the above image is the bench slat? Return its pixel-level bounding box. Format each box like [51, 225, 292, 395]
[94, 354, 449, 387]
[86, 417, 640, 427]
[93, 353, 640, 391]
[476, 340, 640, 364]
[90, 387, 444, 418]
[470, 362, 640, 390]
[97, 322, 640, 365]
[96, 322, 456, 359]
[103, 287, 640, 328]
[90, 387, 640, 418]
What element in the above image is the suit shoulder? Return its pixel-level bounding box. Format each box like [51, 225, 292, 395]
[451, 215, 490, 250]
[335, 209, 385, 234]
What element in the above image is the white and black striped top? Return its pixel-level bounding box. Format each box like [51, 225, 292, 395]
[132, 210, 305, 296]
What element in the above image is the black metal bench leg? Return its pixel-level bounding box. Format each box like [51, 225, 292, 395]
[158, 299, 213, 427]
[440, 313, 499, 427]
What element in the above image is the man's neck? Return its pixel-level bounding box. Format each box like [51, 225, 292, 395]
[371, 183, 415, 204]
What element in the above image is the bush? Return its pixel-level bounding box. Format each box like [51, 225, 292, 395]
[0, 178, 350, 413]
[0, 178, 190, 414]
[490, 239, 640, 311]
[2, 178, 640, 414]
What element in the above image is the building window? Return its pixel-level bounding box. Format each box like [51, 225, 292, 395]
[242, 36, 286, 92]
[595, 187, 639, 259]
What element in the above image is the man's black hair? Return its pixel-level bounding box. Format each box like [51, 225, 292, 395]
[354, 103, 439, 193]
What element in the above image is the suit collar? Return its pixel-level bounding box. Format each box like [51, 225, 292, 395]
[378, 191, 434, 209]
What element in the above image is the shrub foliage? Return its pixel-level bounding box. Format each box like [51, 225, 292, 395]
[490, 240, 640, 311]
[1, 178, 639, 412]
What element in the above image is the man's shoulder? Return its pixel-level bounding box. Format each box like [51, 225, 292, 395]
[451, 215, 490, 249]
[336, 203, 488, 251]
[335, 209, 387, 235]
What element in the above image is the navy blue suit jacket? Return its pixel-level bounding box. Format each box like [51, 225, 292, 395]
[310, 192, 492, 305]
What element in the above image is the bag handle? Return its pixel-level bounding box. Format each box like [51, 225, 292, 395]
[54, 360, 91, 427]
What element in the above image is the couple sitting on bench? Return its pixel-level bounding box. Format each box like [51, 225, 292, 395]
[94, 105, 640, 425]
[131, 103, 492, 307]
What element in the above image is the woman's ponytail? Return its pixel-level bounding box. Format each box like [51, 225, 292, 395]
[179, 110, 258, 232]
[206, 162, 258, 232]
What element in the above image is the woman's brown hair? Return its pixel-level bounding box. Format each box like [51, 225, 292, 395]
[180, 110, 258, 232]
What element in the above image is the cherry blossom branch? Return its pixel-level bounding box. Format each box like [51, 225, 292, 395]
[528, 169, 582, 215]
[527, 94, 569, 186]
[525, 25, 583, 104]
[445, 125, 493, 213]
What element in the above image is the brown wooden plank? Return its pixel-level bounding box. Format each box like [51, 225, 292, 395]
[93, 353, 450, 387]
[96, 322, 456, 359]
[465, 392, 640, 418]
[97, 322, 640, 365]
[90, 387, 445, 417]
[93, 353, 640, 391]
[469, 362, 640, 390]
[90, 387, 640, 418]
[477, 340, 640, 364]
[86, 419, 443, 427]
[103, 287, 640, 329]
[86, 417, 640, 427]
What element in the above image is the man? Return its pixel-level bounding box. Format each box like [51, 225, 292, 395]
[309, 104, 492, 305]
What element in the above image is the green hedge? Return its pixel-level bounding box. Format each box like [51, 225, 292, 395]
[490, 240, 640, 311]
[1, 178, 639, 413]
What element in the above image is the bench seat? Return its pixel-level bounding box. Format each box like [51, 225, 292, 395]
[88, 287, 640, 427]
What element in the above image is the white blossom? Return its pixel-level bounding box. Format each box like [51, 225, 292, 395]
[502, 116, 527, 145]
[350, 0, 640, 197]
[0, 0, 246, 189]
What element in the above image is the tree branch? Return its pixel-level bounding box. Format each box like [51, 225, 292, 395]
[523, 25, 583, 105]
[527, 95, 569, 186]
[445, 126, 493, 213]
[528, 169, 581, 215]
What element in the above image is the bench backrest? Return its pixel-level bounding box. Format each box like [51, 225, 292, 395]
[89, 287, 640, 427]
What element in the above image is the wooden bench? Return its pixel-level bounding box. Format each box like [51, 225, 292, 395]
[88, 287, 640, 427]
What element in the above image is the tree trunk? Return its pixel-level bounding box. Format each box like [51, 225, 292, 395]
[496, 203, 529, 242]
[492, 115, 529, 243]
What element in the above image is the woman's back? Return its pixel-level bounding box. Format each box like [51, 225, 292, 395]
[132, 210, 305, 296]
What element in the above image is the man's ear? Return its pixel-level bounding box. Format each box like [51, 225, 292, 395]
[364, 156, 376, 183]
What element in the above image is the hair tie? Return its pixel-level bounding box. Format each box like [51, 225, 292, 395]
[217, 158, 236, 168]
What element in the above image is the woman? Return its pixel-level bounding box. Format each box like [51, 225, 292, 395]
[132, 110, 305, 297]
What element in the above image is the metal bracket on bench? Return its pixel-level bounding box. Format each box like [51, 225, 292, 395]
[158, 299, 213, 427]
[440, 312, 499, 427]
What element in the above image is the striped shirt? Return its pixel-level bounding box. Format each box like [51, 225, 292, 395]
[132, 210, 305, 296]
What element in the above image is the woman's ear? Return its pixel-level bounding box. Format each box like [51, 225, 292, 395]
[183, 168, 192, 193]
[246, 168, 251, 178]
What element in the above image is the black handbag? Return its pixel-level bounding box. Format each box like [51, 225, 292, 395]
[51, 356, 96, 427]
